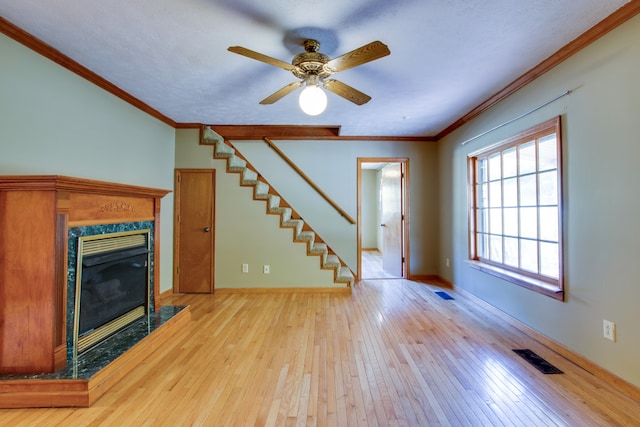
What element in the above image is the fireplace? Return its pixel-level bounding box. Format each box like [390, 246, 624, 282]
[0, 175, 174, 381]
[73, 229, 151, 357]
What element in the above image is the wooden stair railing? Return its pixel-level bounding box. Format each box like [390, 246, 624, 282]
[202, 127, 354, 286]
[262, 137, 356, 225]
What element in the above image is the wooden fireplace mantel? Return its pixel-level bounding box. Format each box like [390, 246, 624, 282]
[0, 175, 170, 375]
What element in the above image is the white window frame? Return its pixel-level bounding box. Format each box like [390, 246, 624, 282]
[467, 117, 564, 300]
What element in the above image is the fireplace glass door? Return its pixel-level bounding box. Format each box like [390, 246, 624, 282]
[74, 230, 150, 355]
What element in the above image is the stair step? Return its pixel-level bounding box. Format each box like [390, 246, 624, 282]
[228, 155, 247, 171]
[241, 168, 258, 185]
[214, 141, 234, 158]
[310, 242, 328, 256]
[270, 206, 289, 216]
[297, 231, 315, 245]
[336, 267, 354, 285]
[202, 126, 223, 144]
[323, 254, 340, 269]
[283, 218, 304, 234]
[254, 181, 270, 199]
[267, 195, 281, 212]
[279, 207, 292, 223]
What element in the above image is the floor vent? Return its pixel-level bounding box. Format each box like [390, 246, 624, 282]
[435, 291, 454, 300]
[513, 349, 564, 374]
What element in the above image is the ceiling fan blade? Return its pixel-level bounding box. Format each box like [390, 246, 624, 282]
[228, 46, 298, 72]
[259, 81, 304, 104]
[324, 79, 371, 105]
[325, 41, 390, 73]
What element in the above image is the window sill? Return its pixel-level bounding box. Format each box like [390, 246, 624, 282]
[465, 260, 564, 301]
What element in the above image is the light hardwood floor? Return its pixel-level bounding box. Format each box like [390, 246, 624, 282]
[361, 249, 400, 279]
[2, 279, 640, 426]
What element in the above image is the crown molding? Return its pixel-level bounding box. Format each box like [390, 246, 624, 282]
[436, 1, 640, 140]
[0, 16, 176, 128]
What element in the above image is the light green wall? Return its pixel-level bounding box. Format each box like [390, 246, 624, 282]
[174, 129, 339, 288]
[175, 131, 439, 281]
[0, 33, 176, 292]
[236, 139, 439, 275]
[438, 14, 640, 387]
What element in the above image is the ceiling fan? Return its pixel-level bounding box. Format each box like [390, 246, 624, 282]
[227, 39, 390, 115]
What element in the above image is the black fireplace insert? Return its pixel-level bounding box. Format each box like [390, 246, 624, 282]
[79, 246, 148, 337]
[74, 230, 151, 354]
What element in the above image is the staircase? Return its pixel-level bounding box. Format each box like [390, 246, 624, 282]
[202, 127, 354, 287]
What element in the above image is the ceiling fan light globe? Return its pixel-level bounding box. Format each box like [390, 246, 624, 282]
[299, 85, 327, 116]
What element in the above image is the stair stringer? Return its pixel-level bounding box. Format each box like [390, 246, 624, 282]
[203, 127, 354, 286]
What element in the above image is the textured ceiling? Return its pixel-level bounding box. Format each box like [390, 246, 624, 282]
[0, 0, 630, 136]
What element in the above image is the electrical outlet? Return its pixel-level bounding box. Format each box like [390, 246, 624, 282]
[446, 258, 450, 267]
[263, 265, 270, 274]
[603, 319, 616, 342]
[242, 263, 248, 273]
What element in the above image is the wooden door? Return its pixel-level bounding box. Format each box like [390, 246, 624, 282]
[380, 163, 404, 277]
[174, 169, 215, 293]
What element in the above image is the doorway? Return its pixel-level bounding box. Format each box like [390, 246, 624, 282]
[173, 169, 215, 293]
[357, 158, 409, 280]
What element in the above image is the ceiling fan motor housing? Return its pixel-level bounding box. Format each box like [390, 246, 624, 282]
[292, 39, 332, 80]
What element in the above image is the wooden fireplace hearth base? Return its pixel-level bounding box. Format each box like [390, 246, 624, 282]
[0, 305, 190, 408]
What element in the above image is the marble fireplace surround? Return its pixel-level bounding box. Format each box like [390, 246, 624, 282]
[0, 176, 191, 408]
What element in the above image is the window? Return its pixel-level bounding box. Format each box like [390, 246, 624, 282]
[467, 117, 563, 300]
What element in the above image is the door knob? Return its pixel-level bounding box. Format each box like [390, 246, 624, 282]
[380, 224, 386, 227]
[204, 227, 211, 232]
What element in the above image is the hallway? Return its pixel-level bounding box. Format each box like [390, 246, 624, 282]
[361, 249, 402, 279]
